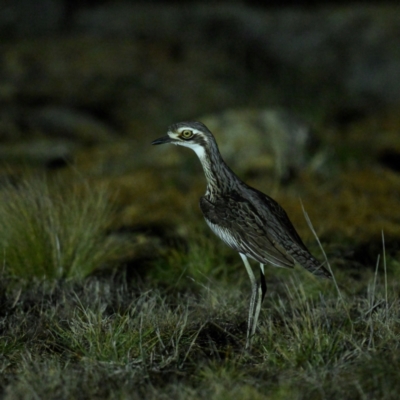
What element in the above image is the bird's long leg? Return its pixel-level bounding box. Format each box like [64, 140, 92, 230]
[251, 264, 267, 338]
[259, 264, 267, 302]
[240, 253, 257, 349]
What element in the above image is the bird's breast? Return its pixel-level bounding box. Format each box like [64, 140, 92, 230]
[203, 217, 241, 251]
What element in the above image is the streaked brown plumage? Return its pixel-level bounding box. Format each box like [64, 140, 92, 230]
[152, 121, 331, 348]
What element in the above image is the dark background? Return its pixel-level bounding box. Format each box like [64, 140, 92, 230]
[0, 0, 399, 171]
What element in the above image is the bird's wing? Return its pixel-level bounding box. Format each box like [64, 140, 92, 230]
[244, 187, 308, 251]
[200, 195, 295, 268]
[245, 187, 332, 279]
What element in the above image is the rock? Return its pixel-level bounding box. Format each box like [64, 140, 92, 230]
[0, 139, 75, 167]
[27, 106, 116, 144]
[0, 105, 116, 144]
[198, 108, 318, 180]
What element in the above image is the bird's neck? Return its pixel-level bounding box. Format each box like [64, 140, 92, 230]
[193, 144, 240, 199]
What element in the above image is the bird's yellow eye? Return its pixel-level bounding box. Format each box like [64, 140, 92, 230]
[181, 130, 193, 139]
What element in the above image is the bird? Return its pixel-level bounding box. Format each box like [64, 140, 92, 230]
[152, 121, 332, 349]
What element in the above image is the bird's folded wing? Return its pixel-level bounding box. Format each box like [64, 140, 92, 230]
[246, 189, 308, 251]
[200, 195, 295, 268]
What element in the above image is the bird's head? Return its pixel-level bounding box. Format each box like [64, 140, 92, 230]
[152, 121, 216, 159]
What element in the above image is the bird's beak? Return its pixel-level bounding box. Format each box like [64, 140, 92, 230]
[151, 135, 172, 145]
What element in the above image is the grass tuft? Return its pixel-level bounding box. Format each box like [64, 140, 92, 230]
[0, 176, 118, 280]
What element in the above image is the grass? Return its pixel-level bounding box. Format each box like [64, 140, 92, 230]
[150, 225, 237, 289]
[0, 212, 399, 399]
[0, 154, 399, 399]
[0, 175, 120, 280]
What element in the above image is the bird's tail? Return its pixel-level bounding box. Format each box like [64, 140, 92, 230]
[291, 247, 332, 279]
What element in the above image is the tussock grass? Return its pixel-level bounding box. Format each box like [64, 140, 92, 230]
[0, 176, 118, 280]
